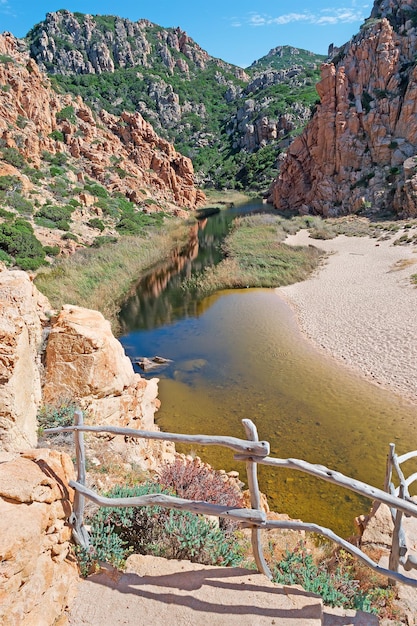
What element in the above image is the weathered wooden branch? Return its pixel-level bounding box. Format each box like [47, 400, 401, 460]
[389, 484, 405, 581]
[260, 519, 417, 588]
[242, 419, 272, 579]
[405, 472, 417, 492]
[384, 443, 395, 493]
[234, 454, 417, 519]
[392, 453, 409, 498]
[397, 450, 417, 465]
[44, 424, 270, 456]
[69, 481, 267, 524]
[69, 410, 90, 549]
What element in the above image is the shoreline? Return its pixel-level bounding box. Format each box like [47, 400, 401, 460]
[277, 229, 417, 406]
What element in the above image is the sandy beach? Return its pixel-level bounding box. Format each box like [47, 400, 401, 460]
[278, 229, 417, 404]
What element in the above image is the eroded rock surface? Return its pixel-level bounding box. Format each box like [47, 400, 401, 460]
[270, 0, 417, 217]
[0, 449, 78, 626]
[0, 270, 50, 451]
[43, 304, 174, 469]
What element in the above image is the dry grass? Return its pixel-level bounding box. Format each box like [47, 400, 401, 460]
[389, 258, 417, 272]
[35, 219, 190, 332]
[182, 214, 324, 297]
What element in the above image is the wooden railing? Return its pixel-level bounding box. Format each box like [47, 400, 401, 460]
[385, 443, 417, 579]
[45, 410, 417, 588]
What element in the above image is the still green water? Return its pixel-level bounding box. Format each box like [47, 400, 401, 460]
[149, 289, 417, 537]
[119, 202, 417, 538]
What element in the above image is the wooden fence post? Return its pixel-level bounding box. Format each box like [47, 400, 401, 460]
[389, 483, 404, 584]
[384, 443, 395, 493]
[69, 410, 90, 549]
[242, 419, 272, 579]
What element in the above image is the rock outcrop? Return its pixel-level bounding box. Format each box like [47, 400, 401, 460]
[42, 304, 174, 469]
[0, 448, 78, 626]
[24, 13, 325, 191]
[270, 0, 417, 217]
[0, 270, 50, 452]
[28, 11, 245, 78]
[0, 267, 175, 622]
[0, 266, 173, 465]
[0, 32, 204, 214]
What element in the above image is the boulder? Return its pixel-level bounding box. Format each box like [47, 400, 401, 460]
[43, 304, 174, 470]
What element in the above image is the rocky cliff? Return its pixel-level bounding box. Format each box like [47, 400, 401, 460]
[0, 265, 174, 623]
[0, 270, 49, 451]
[0, 267, 172, 465]
[0, 31, 204, 261]
[270, 0, 417, 218]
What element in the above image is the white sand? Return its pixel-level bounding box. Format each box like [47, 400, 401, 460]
[277, 229, 417, 404]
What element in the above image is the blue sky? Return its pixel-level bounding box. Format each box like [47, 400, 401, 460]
[1, 1, 372, 67]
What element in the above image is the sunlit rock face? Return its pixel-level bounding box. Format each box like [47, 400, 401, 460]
[270, 1, 417, 218]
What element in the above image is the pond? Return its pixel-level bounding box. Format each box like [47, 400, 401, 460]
[119, 200, 417, 537]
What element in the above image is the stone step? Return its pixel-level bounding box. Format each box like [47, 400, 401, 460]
[67, 555, 378, 625]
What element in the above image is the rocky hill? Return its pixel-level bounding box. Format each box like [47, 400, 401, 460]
[0, 32, 204, 269]
[26, 10, 325, 191]
[270, 0, 417, 218]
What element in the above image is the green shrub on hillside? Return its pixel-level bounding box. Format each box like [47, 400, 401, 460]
[0, 218, 46, 270]
[1, 147, 26, 168]
[49, 130, 65, 142]
[56, 105, 76, 124]
[87, 217, 105, 231]
[41, 151, 68, 166]
[0, 175, 22, 191]
[35, 204, 74, 230]
[116, 209, 166, 235]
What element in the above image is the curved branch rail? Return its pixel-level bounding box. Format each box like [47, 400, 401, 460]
[44, 424, 270, 456]
[47, 418, 417, 588]
[234, 454, 417, 520]
[70, 481, 266, 524]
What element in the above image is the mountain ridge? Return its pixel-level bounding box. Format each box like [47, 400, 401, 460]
[25, 10, 325, 190]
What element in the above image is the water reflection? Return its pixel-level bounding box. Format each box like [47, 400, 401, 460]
[119, 199, 271, 332]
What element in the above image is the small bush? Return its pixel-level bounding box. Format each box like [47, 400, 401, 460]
[0, 249, 13, 265]
[84, 183, 108, 198]
[56, 105, 76, 124]
[87, 217, 105, 231]
[0, 218, 46, 269]
[7, 192, 34, 215]
[16, 115, 28, 129]
[0, 207, 14, 220]
[36, 205, 73, 230]
[41, 151, 68, 166]
[273, 543, 373, 612]
[158, 457, 244, 530]
[50, 165, 64, 177]
[49, 130, 65, 142]
[37, 397, 78, 433]
[1, 147, 25, 168]
[23, 166, 44, 183]
[0, 54, 14, 64]
[44, 245, 60, 256]
[80, 481, 243, 575]
[0, 175, 22, 191]
[92, 235, 118, 247]
[61, 232, 78, 241]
